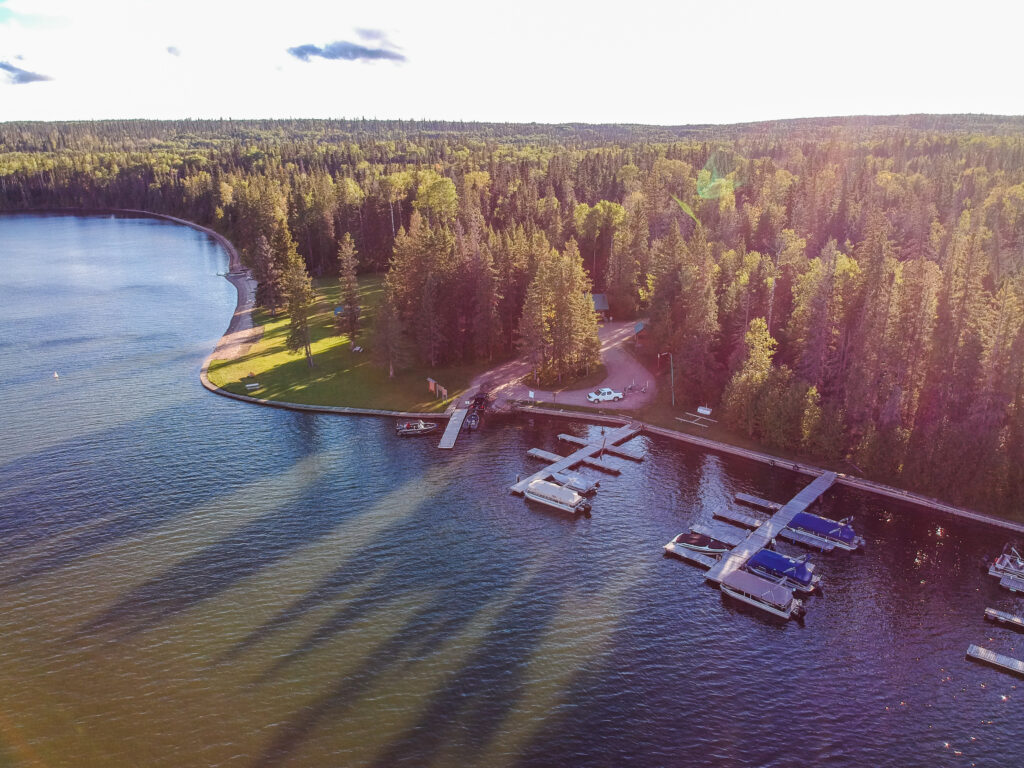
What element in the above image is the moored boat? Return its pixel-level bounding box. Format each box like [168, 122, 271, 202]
[550, 471, 599, 496]
[989, 544, 1024, 580]
[524, 479, 592, 516]
[668, 531, 731, 555]
[720, 569, 806, 621]
[395, 419, 438, 436]
[787, 512, 865, 551]
[745, 549, 820, 593]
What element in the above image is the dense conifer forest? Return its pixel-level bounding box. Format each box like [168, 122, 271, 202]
[3, 116, 1024, 512]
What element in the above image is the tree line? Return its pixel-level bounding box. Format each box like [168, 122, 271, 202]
[2, 117, 1023, 513]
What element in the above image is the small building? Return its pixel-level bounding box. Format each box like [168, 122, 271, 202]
[592, 293, 609, 318]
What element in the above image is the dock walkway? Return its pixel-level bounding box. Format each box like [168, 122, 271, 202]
[1000, 575, 1024, 593]
[984, 608, 1024, 631]
[966, 644, 1024, 677]
[705, 472, 837, 584]
[511, 423, 641, 494]
[438, 408, 469, 449]
[557, 433, 644, 461]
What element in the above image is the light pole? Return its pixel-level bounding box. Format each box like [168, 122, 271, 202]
[659, 352, 675, 408]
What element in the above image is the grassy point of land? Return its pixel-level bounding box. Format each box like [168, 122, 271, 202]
[208, 275, 483, 413]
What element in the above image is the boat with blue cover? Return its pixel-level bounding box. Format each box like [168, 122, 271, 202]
[745, 549, 820, 593]
[787, 512, 865, 551]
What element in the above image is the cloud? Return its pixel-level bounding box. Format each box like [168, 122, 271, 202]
[355, 28, 387, 42]
[287, 39, 405, 63]
[0, 60, 52, 84]
[167, 45, 180, 56]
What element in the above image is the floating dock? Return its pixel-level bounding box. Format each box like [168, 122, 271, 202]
[1000, 575, 1024, 593]
[714, 505, 836, 551]
[526, 448, 622, 474]
[557, 433, 644, 461]
[705, 472, 837, 585]
[511, 423, 642, 495]
[735, 492, 782, 512]
[437, 408, 469, 449]
[984, 608, 1024, 632]
[689, 523, 747, 547]
[966, 644, 1024, 677]
[663, 542, 718, 568]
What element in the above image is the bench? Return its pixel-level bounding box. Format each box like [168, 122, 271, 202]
[244, 382, 261, 391]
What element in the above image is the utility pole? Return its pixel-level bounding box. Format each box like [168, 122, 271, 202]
[659, 352, 675, 408]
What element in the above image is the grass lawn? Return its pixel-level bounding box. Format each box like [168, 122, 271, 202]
[518, 364, 608, 393]
[207, 274, 485, 413]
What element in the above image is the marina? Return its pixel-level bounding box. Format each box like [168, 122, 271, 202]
[984, 608, 1024, 632]
[511, 422, 642, 495]
[966, 644, 1024, 678]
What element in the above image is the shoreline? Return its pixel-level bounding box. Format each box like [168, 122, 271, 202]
[516, 405, 1024, 535]
[8, 209, 1021, 532]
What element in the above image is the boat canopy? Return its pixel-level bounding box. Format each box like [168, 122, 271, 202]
[789, 511, 857, 544]
[527, 479, 583, 506]
[721, 569, 793, 609]
[748, 549, 814, 586]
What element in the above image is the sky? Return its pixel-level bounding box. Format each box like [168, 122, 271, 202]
[1, 0, 1023, 125]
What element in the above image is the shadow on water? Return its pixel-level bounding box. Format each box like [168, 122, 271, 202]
[0, 405, 309, 589]
[71, 483, 375, 640]
[251, 569, 561, 768]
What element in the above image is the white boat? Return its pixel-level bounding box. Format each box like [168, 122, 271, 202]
[550, 471, 599, 495]
[524, 479, 592, 516]
[720, 569, 806, 621]
[989, 544, 1024, 580]
[395, 419, 438, 437]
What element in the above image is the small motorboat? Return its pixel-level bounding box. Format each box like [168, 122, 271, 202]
[466, 410, 480, 430]
[669, 531, 731, 555]
[395, 419, 438, 436]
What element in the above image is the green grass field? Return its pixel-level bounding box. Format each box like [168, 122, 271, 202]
[207, 275, 481, 413]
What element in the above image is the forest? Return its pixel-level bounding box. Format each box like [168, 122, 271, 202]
[2, 115, 1023, 512]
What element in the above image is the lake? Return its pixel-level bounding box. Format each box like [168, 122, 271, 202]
[0, 213, 1020, 767]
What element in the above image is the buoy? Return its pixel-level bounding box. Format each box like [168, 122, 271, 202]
[54, 371, 59, 379]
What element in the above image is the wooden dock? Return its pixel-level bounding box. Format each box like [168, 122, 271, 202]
[735, 492, 782, 512]
[705, 472, 837, 584]
[984, 608, 1024, 631]
[526, 448, 622, 474]
[557, 433, 644, 461]
[689, 523, 747, 547]
[663, 541, 718, 568]
[437, 408, 469, 449]
[1000, 575, 1024, 593]
[966, 644, 1024, 677]
[714, 506, 763, 528]
[713, 504, 836, 552]
[511, 423, 641, 494]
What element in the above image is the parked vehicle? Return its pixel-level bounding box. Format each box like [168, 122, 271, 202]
[587, 387, 624, 403]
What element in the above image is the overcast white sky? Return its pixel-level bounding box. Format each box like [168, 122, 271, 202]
[1, 0, 1022, 124]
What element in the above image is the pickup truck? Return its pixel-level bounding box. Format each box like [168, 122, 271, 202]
[587, 387, 624, 403]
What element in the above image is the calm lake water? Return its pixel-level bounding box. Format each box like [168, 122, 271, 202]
[0, 213, 1021, 767]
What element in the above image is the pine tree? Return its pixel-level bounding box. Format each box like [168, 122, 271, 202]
[278, 225, 317, 368]
[336, 233, 360, 337]
[252, 233, 283, 316]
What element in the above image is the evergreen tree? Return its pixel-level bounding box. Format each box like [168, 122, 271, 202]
[336, 233, 360, 337]
[279, 225, 317, 368]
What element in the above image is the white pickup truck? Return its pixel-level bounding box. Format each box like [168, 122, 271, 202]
[587, 387, 624, 403]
